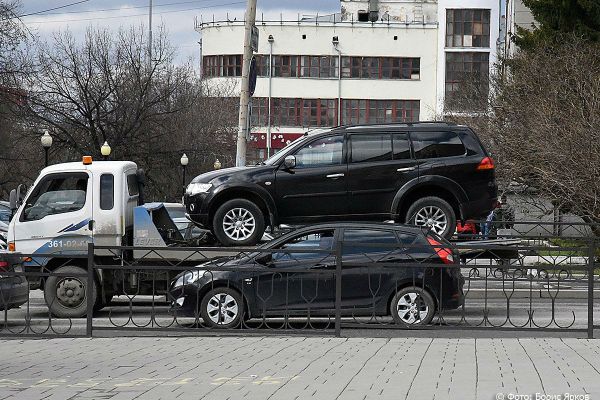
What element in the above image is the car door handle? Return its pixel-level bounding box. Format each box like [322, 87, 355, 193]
[314, 263, 335, 269]
[88, 220, 94, 230]
[397, 167, 415, 172]
[326, 173, 344, 179]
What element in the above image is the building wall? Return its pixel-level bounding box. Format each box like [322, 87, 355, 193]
[202, 22, 437, 113]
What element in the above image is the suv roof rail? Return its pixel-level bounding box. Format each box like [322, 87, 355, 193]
[340, 121, 458, 131]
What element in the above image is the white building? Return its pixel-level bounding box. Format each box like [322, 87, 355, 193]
[505, 0, 535, 56]
[195, 0, 500, 159]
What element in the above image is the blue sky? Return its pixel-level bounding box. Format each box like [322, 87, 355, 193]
[20, 0, 340, 63]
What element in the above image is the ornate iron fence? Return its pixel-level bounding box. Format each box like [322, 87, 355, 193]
[1, 220, 598, 338]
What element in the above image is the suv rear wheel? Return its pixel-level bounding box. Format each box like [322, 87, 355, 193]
[406, 196, 456, 238]
[212, 199, 265, 246]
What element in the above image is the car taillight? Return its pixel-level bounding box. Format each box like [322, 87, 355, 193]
[0, 261, 9, 272]
[476, 156, 494, 171]
[427, 237, 454, 264]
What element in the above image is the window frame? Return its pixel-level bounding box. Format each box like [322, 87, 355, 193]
[99, 174, 115, 211]
[409, 130, 468, 160]
[20, 172, 90, 223]
[290, 134, 346, 169]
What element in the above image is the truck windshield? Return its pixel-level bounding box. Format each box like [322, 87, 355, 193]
[22, 173, 88, 221]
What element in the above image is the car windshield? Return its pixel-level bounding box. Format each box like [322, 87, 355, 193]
[263, 128, 334, 166]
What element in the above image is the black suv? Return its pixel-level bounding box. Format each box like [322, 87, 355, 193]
[185, 122, 497, 246]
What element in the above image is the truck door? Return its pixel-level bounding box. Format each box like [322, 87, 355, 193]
[13, 171, 93, 258]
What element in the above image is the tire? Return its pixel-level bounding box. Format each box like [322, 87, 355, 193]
[200, 287, 243, 329]
[390, 287, 435, 326]
[406, 196, 456, 239]
[212, 199, 265, 246]
[44, 265, 97, 318]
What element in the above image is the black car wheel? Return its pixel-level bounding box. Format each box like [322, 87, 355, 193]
[44, 265, 97, 318]
[406, 196, 456, 238]
[391, 287, 435, 326]
[213, 199, 265, 246]
[200, 287, 243, 328]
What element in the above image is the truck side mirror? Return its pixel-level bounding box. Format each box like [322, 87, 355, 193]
[17, 184, 27, 203]
[283, 155, 296, 170]
[9, 189, 17, 211]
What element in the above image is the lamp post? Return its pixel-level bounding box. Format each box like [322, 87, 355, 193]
[100, 141, 111, 160]
[213, 159, 222, 170]
[180, 153, 189, 196]
[40, 130, 53, 167]
[332, 36, 342, 126]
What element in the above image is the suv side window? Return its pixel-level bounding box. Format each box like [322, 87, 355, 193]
[393, 133, 411, 160]
[411, 131, 466, 159]
[22, 173, 88, 222]
[350, 134, 392, 163]
[294, 135, 343, 168]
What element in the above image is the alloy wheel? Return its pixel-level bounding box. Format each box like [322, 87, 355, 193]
[396, 292, 429, 325]
[222, 208, 256, 241]
[414, 206, 448, 235]
[206, 293, 239, 325]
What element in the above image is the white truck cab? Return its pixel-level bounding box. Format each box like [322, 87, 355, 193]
[9, 158, 139, 255]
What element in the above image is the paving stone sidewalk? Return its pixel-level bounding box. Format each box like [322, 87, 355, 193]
[1, 337, 600, 400]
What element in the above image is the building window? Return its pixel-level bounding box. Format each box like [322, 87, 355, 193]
[204, 54, 419, 80]
[222, 55, 242, 77]
[342, 57, 420, 80]
[446, 9, 491, 48]
[255, 55, 270, 77]
[445, 52, 489, 110]
[272, 55, 298, 77]
[248, 98, 419, 128]
[344, 99, 420, 125]
[251, 97, 270, 127]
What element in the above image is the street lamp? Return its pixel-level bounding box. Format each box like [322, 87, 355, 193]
[100, 141, 111, 160]
[40, 130, 52, 167]
[180, 153, 189, 196]
[213, 159, 222, 170]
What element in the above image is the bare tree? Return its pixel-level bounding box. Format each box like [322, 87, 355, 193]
[447, 36, 600, 228]
[1, 25, 237, 201]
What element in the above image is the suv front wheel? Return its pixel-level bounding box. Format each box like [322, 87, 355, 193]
[212, 199, 265, 246]
[406, 196, 456, 238]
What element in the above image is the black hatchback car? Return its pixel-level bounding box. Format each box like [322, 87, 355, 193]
[185, 122, 497, 246]
[0, 251, 29, 311]
[169, 223, 464, 328]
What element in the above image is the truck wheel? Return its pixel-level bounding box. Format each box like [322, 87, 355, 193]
[212, 199, 265, 246]
[406, 196, 456, 239]
[391, 287, 435, 326]
[44, 265, 97, 318]
[200, 287, 243, 329]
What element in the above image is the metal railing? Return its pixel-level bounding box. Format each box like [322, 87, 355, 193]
[1, 220, 598, 338]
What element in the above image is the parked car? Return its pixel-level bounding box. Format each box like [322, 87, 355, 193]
[0, 251, 29, 311]
[169, 222, 464, 328]
[0, 221, 7, 250]
[184, 122, 497, 246]
[0, 201, 11, 223]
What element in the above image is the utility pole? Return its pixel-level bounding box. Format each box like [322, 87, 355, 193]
[148, 0, 153, 65]
[235, 0, 257, 167]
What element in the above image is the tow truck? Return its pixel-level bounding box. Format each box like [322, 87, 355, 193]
[6, 156, 235, 318]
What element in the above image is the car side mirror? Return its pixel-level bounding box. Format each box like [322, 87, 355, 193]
[283, 155, 296, 170]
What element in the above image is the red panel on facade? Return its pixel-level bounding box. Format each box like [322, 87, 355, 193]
[249, 132, 304, 149]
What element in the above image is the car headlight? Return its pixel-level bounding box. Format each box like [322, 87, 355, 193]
[186, 183, 212, 196]
[173, 270, 207, 288]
